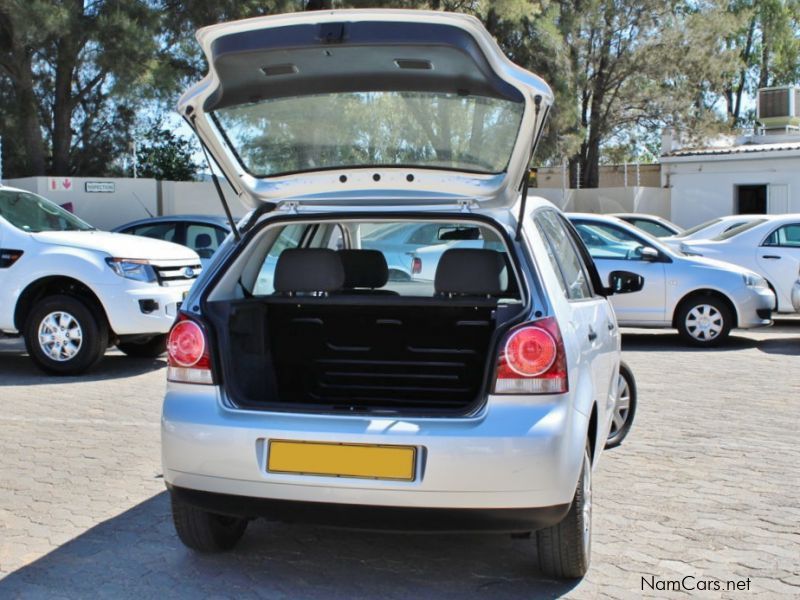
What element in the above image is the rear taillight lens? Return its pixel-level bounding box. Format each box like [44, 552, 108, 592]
[167, 316, 214, 385]
[411, 257, 422, 275]
[494, 317, 568, 394]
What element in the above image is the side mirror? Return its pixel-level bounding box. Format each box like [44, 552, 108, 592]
[609, 270, 644, 294]
[640, 246, 660, 262]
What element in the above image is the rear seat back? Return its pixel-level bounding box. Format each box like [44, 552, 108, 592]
[338, 249, 397, 295]
[273, 248, 344, 295]
[434, 248, 505, 298]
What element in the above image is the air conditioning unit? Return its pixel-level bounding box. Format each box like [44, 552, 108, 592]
[757, 86, 800, 131]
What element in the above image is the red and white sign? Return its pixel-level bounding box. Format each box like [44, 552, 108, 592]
[48, 177, 73, 192]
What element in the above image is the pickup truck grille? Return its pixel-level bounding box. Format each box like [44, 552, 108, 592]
[152, 262, 202, 287]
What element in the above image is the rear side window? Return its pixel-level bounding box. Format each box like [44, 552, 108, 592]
[252, 224, 306, 295]
[129, 222, 178, 243]
[534, 211, 592, 300]
[763, 223, 800, 247]
[712, 219, 767, 241]
[186, 223, 226, 258]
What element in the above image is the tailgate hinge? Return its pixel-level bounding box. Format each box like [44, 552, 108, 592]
[279, 201, 300, 214]
[458, 199, 476, 212]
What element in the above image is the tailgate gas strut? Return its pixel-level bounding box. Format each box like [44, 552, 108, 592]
[515, 95, 548, 241]
[186, 115, 241, 242]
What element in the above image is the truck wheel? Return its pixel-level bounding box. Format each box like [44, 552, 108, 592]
[536, 444, 592, 579]
[171, 494, 248, 552]
[24, 295, 108, 375]
[117, 334, 167, 358]
[676, 295, 731, 347]
[605, 361, 637, 449]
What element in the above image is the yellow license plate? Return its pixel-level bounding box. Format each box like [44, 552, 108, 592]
[267, 440, 416, 481]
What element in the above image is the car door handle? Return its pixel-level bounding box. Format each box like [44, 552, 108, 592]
[588, 327, 598, 342]
[762, 255, 781, 259]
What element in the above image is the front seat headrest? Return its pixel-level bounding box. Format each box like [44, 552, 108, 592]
[273, 248, 344, 294]
[434, 248, 505, 296]
[338, 249, 389, 289]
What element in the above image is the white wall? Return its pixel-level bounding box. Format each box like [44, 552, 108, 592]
[532, 186, 671, 217]
[160, 180, 249, 219]
[662, 153, 800, 228]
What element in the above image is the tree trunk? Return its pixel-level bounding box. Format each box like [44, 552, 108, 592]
[13, 58, 47, 176]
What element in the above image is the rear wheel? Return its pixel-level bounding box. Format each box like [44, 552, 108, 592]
[24, 295, 108, 375]
[605, 362, 637, 449]
[171, 494, 249, 553]
[676, 295, 732, 347]
[117, 334, 167, 358]
[536, 444, 592, 579]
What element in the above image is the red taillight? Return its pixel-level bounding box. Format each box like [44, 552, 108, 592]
[167, 316, 213, 385]
[494, 317, 567, 394]
[411, 257, 422, 275]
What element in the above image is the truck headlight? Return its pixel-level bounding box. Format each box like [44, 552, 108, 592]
[106, 258, 157, 283]
[743, 273, 768, 289]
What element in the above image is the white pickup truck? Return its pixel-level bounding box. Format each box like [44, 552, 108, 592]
[0, 185, 202, 374]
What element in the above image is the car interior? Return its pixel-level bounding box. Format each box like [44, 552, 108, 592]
[202, 218, 528, 414]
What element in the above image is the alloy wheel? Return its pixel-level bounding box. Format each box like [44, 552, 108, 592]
[607, 372, 631, 445]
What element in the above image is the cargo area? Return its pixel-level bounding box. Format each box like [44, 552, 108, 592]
[203, 219, 527, 415]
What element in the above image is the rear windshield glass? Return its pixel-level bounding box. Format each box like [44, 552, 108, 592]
[250, 220, 517, 299]
[212, 91, 524, 177]
[676, 218, 721, 238]
[712, 219, 767, 241]
[0, 189, 93, 232]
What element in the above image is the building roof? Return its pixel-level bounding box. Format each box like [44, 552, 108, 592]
[664, 140, 800, 158]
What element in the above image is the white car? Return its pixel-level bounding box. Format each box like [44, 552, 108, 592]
[0, 185, 202, 374]
[160, 9, 646, 579]
[681, 215, 800, 313]
[568, 213, 775, 346]
[661, 215, 765, 250]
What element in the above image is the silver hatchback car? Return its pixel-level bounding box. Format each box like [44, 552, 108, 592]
[161, 9, 644, 580]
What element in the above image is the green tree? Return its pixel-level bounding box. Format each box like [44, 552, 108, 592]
[0, 0, 160, 177]
[134, 126, 199, 181]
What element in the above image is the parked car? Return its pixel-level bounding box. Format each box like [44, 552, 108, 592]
[793, 280, 800, 312]
[612, 213, 683, 238]
[161, 9, 648, 579]
[660, 215, 765, 250]
[681, 215, 800, 313]
[114, 215, 230, 267]
[0, 185, 201, 374]
[359, 222, 454, 280]
[568, 213, 775, 346]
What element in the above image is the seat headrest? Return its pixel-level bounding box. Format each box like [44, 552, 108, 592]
[273, 248, 345, 293]
[195, 233, 212, 249]
[338, 249, 389, 289]
[434, 249, 505, 296]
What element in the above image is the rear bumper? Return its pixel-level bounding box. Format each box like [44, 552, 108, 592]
[168, 485, 570, 532]
[792, 281, 800, 313]
[161, 385, 589, 511]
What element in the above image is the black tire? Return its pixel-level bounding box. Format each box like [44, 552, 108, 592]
[388, 269, 411, 282]
[605, 361, 637, 449]
[171, 494, 248, 553]
[117, 334, 168, 358]
[24, 294, 108, 375]
[536, 444, 592, 579]
[675, 295, 732, 347]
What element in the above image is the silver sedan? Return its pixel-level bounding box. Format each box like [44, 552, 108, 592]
[568, 213, 775, 346]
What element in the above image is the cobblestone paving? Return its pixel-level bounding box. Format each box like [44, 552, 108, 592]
[1, 323, 798, 599]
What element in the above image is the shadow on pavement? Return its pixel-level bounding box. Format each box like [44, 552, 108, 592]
[621, 332, 758, 352]
[0, 340, 166, 386]
[0, 493, 580, 599]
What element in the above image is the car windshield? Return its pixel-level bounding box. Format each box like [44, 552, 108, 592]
[0, 189, 93, 232]
[711, 219, 768, 241]
[212, 91, 524, 177]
